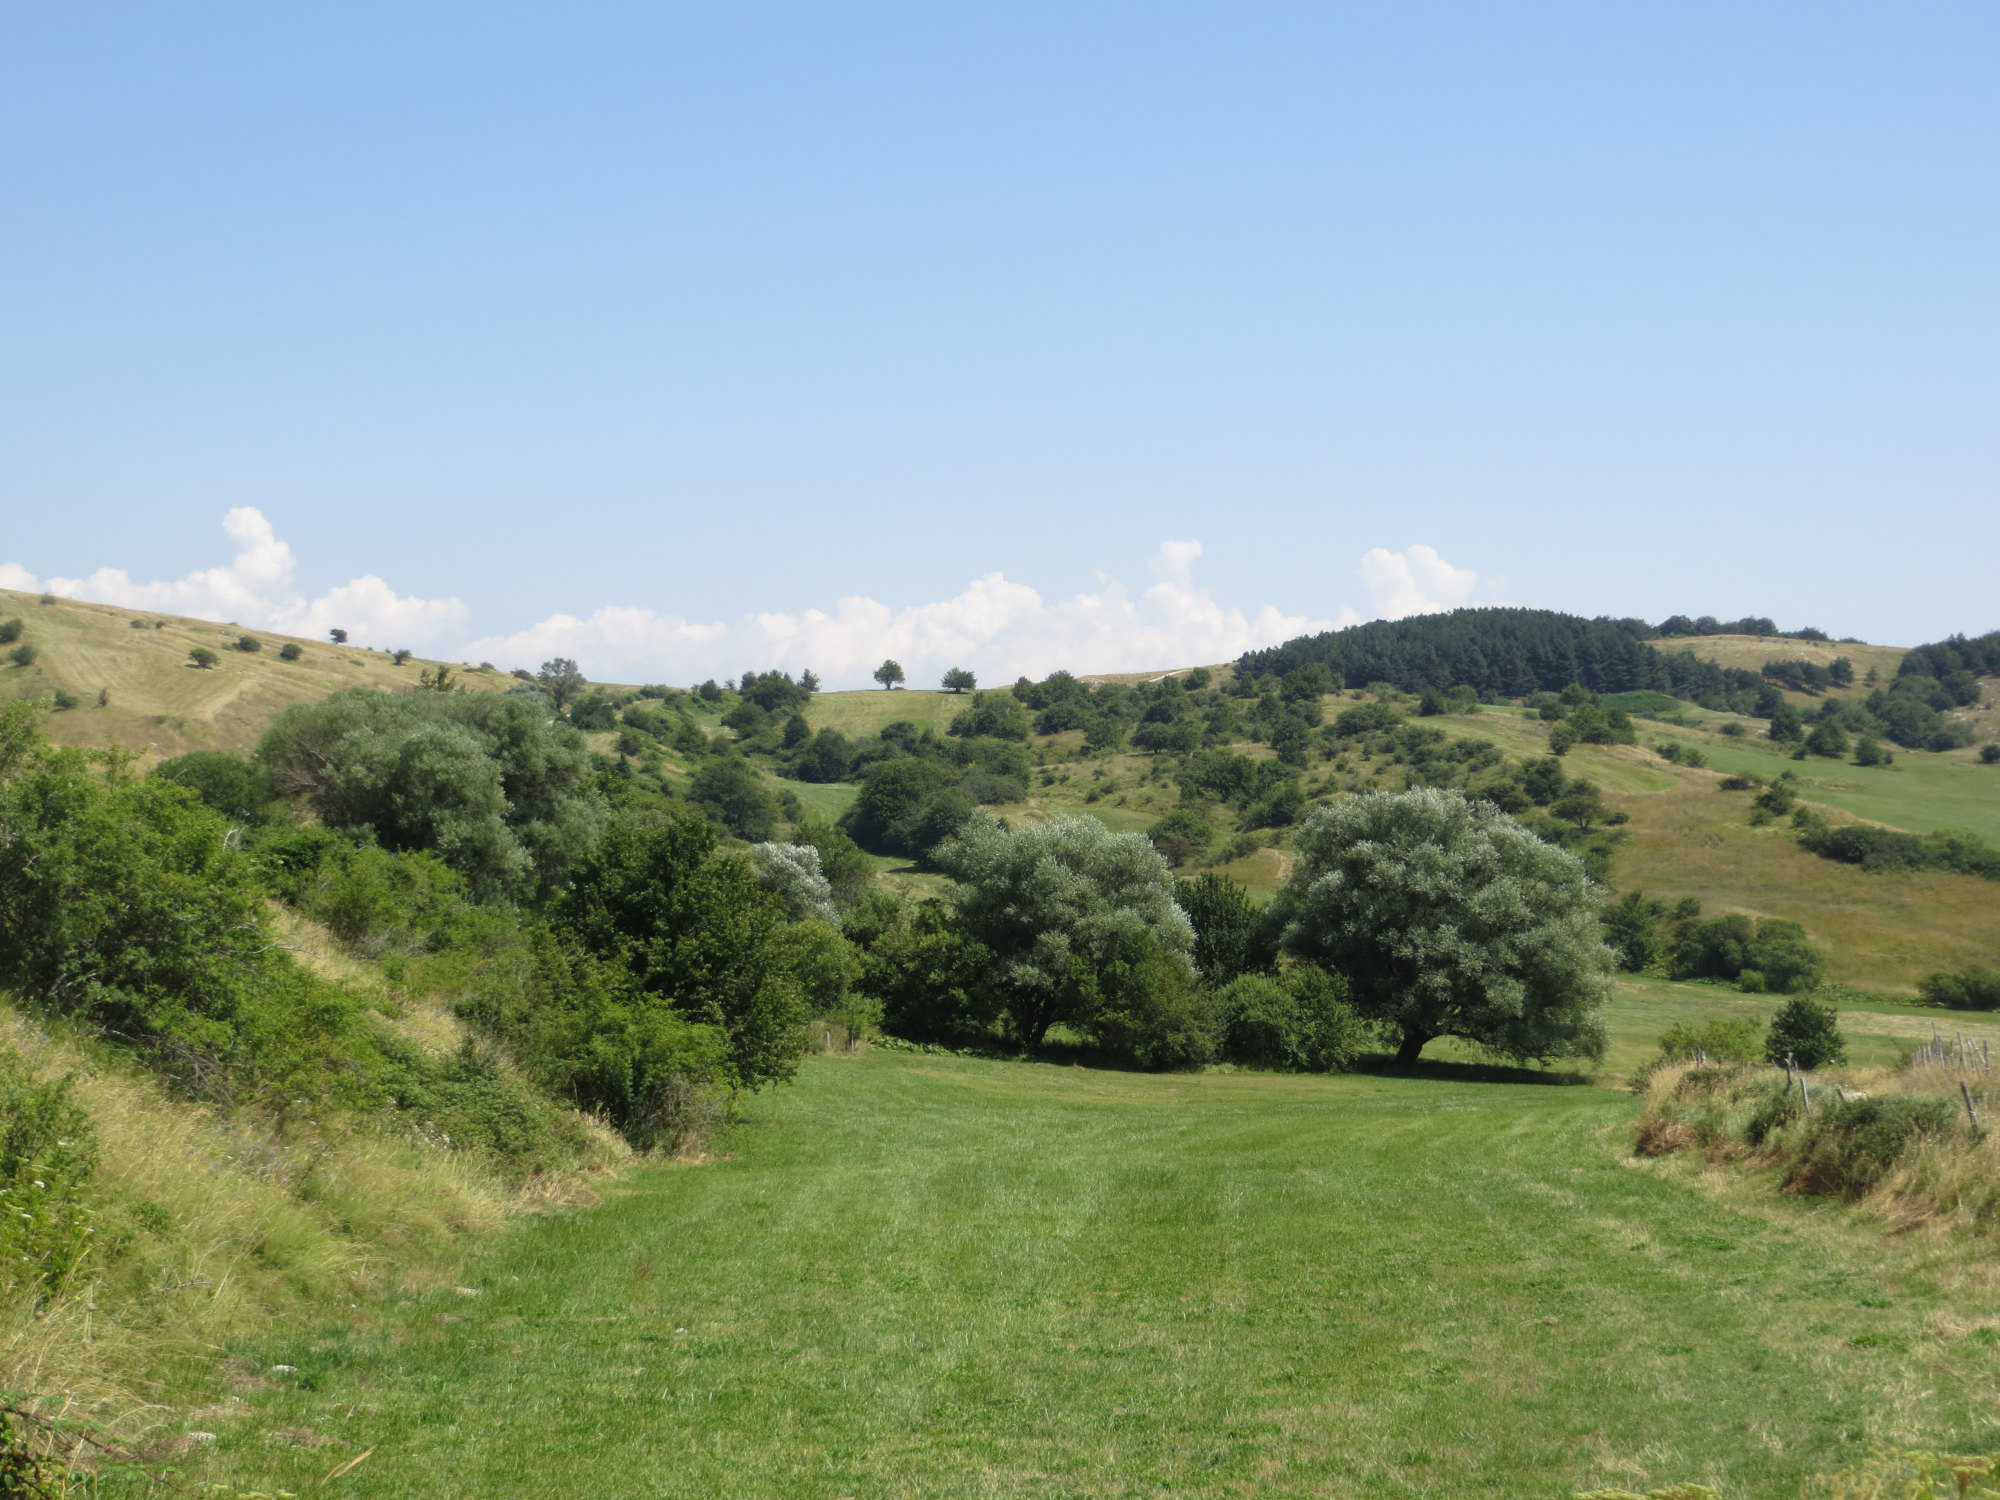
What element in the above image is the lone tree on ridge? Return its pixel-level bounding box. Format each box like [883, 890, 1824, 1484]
[874, 659, 906, 690]
[1280, 788, 1611, 1066]
[942, 667, 976, 693]
[537, 657, 587, 712]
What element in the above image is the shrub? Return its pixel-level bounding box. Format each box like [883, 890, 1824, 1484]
[258, 689, 605, 901]
[278, 641, 303, 661]
[1917, 963, 2000, 1011]
[1213, 967, 1367, 1072]
[1764, 993, 1846, 1070]
[0, 620, 20, 645]
[948, 692, 1029, 740]
[1655, 1015, 1762, 1064]
[233, 634, 262, 653]
[49, 690, 77, 712]
[187, 646, 218, 669]
[6, 644, 37, 668]
[547, 808, 812, 1092]
[1146, 806, 1212, 867]
[152, 750, 273, 822]
[0, 1049, 98, 1300]
[1787, 1094, 1956, 1198]
[1980, 743, 2000, 764]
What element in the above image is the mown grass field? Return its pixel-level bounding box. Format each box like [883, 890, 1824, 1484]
[0, 588, 515, 758]
[194, 985, 2000, 1499]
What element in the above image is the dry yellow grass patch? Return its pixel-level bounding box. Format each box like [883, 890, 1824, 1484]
[1656, 632, 1907, 679]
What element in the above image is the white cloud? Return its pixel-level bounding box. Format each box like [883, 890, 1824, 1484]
[461, 540, 1345, 688]
[1356, 543, 1482, 621]
[2, 508, 466, 645]
[6, 513, 1491, 688]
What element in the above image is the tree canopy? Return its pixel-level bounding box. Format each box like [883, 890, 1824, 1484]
[1280, 788, 1611, 1064]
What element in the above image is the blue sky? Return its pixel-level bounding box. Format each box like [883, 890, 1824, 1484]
[2, 4, 1995, 684]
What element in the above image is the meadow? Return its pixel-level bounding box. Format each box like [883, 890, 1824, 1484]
[190, 979, 2000, 1499]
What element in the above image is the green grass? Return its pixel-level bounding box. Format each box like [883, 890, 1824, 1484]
[808, 688, 965, 740]
[197, 1001, 2000, 1498]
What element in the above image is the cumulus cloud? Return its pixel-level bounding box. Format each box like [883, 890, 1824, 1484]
[6, 513, 1490, 688]
[460, 540, 1339, 688]
[2, 508, 465, 645]
[1356, 543, 1482, 621]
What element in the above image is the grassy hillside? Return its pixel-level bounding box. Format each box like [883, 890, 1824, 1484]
[1659, 631, 1906, 681]
[0, 587, 515, 758]
[184, 1026, 2000, 1498]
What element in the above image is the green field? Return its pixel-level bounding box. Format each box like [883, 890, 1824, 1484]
[201, 989, 2000, 1499]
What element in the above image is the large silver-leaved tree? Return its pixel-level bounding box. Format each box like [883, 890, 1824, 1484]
[934, 813, 1195, 1050]
[1282, 788, 1611, 1065]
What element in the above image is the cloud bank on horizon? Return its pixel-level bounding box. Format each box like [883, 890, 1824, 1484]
[2, 511, 1491, 688]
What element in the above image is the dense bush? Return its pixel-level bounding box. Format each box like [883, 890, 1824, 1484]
[1793, 813, 2000, 881]
[1788, 1094, 1954, 1198]
[1175, 872, 1274, 986]
[1764, 993, 1846, 1069]
[258, 689, 605, 901]
[688, 754, 779, 841]
[1671, 914, 1826, 993]
[1212, 968, 1367, 1072]
[544, 808, 813, 1092]
[1282, 789, 1610, 1064]
[152, 749, 273, 822]
[1917, 963, 2000, 1011]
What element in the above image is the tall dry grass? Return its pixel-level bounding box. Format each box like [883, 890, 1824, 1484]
[0, 1002, 624, 1445]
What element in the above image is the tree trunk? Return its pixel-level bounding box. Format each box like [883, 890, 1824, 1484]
[1394, 1030, 1432, 1065]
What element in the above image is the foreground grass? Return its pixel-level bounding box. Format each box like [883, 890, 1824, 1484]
[188, 1046, 2000, 1498]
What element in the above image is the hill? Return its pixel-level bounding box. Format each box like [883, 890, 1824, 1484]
[0, 587, 518, 759]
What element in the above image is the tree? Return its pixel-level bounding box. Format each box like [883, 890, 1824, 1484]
[1981, 744, 2000, 765]
[153, 751, 272, 822]
[1764, 993, 1846, 1070]
[942, 667, 977, 693]
[417, 664, 459, 693]
[278, 643, 303, 662]
[0, 620, 21, 645]
[391, 648, 413, 667]
[1281, 789, 1611, 1065]
[256, 689, 605, 901]
[328, 629, 349, 644]
[551, 809, 812, 1091]
[234, 635, 262, 653]
[1805, 720, 1850, 759]
[750, 842, 840, 926]
[1175, 871, 1268, 984]
[933, 813, 1195, 1049]
[873, 659, 906, 690]
[187, 647, 218, 670]
[536, 657, 586, 712]
[688, 755, 779, 842]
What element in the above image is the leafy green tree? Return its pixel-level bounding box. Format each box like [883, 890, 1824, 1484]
[1174, 871, 1265, 984]
[328, 628, 348, 644]
[790, 727, 854, 783]
[948, 692, 1030, 741]
[536, 657, 587, 713]
[0, 620, 21, 645]
[1768, 702, 1807, 742]
[942, 667, 977, 693]
[1764, 993, 1846, 1070]
[789, 819, 874, 908]
[781, 712, 812, 749]
[873, 659, 906, 690]
[391, 648, 414, 666]
[1602, 891, 1665, 972]
[186, 646, 217, 670]
[551, 809, 812, 1090]
[933, 813, 1195, 1049]
[1979, 744, 1999, 765]
[1805, 720, 1850, 759]
[234, 634, 262, 653]
[1281, 789, 1611, 1064]
[688, 755, 779, 842]
[1147, 806, 1211, 868]
[257, 689, 605, 901]
[278, 642, 303, 662]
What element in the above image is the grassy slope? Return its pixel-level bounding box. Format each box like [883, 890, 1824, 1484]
[0, 588, 517, 758]
[202, 1019, 2000, 1499]
[1657, 632, 1907, 680]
